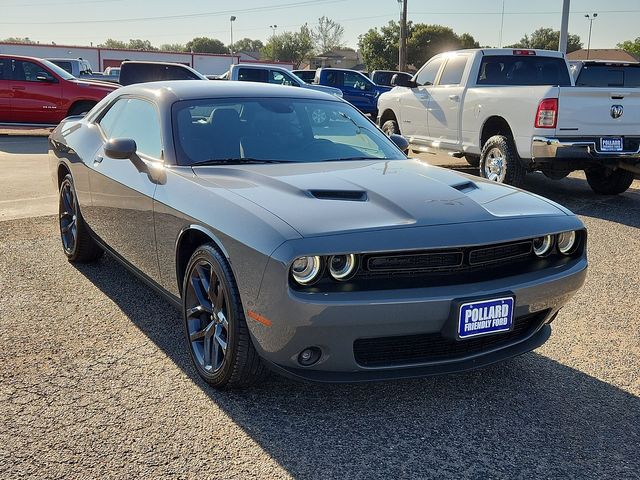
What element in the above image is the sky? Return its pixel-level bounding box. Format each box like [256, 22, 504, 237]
[1, 0, 638, 50]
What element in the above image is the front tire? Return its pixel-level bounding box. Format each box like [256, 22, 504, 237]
[58, 174, 103, 263]
[480, 135, 526, 187]
[182, 244, 265, 388]
[585, 167, 635, 195]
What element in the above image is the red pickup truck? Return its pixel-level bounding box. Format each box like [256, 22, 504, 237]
[0, 54, 117, 127]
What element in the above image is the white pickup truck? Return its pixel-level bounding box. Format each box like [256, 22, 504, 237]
[377, 48, 640, 194]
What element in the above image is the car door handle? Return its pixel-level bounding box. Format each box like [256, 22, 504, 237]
[449, 94, 460, 102]
[94, 156, 103, 164]
[11, 86, 25, 91]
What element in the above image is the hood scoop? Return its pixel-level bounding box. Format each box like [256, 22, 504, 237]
[451, 180, 478, 194]
[308, 189, 368, 202]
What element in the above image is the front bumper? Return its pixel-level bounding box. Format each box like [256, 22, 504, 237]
[532, 136, 640, 164]
[247, 253, 587, 382]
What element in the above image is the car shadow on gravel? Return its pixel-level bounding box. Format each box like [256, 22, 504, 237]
[0, 135, 49, 155]
[76, 256, 640, 479]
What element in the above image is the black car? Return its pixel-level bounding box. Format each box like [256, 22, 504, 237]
[570, 60, 640, 87]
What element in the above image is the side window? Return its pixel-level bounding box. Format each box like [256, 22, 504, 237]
[323, 70, 340, 86]
[269, 70, 288, 85]
[13, 61, 51, 82]
[55, 61, 73, 74]
[99, 98, 162, 159]
[0, 59, 9, 80]
[238, 68, 267, 83]
[343, 71, 370, 90]
[415, 59, 443, 86]
[439, 56, 468, 85]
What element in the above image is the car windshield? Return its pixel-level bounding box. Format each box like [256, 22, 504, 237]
[172, 97, 405, 165]
[40, 59, 75, 80]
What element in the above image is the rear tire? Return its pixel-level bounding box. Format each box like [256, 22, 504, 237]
[480, 135, 526, 187]
[464, 154, 480, 167]
[182, 244, 266, 389]
[58, 174, 103, 263]
[381, 119, 400, 136]
[585, 167, 635, 195]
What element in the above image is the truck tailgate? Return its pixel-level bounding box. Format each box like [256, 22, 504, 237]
[557, 87, 640, 136]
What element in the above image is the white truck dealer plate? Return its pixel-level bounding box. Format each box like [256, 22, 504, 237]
[600, 137, 623, 152]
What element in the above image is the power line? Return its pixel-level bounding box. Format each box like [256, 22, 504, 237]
[0, 0, 348, 25]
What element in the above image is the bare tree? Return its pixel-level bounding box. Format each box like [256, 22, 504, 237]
[312, 16, 344, 54]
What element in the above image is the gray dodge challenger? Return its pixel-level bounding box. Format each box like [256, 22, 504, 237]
[49, 81, 588, 388]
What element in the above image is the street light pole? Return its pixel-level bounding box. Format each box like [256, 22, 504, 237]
[398, 0, 408, 71]
[230, 16, 236, 56]
[269, 25, 278, 37]
[558, 0, 570, 53]
[585, 13, 597, 59]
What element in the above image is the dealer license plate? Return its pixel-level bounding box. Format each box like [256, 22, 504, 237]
[600, 137, 623, 152]
[458, 297, 514, 339]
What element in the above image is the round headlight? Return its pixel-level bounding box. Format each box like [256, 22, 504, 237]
[557, 231, 577, 255]
[533, 235, 554, 257]
[291, 256, 322, 285]
[328, 254, 357, 281]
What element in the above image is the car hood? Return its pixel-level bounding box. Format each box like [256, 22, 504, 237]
[192, 159, 570, 237]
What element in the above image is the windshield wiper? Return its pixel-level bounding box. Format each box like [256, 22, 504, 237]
[191, 158, 285, 166]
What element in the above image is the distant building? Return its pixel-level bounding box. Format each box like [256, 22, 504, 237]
[567, 49, 639, 62]
[309, 48, 361, 69]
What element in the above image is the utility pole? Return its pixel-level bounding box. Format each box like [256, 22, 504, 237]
[398, 0, 408, 71]
[585, 13, 597, 59]
[559, 0, 570, 53]
[230, 16, 236, 56]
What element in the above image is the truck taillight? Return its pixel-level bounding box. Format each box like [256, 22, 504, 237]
[513, 49, 536, 56]
[535, 98, 558, 129]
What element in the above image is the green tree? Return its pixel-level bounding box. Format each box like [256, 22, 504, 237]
[127, 39, 157, 51]
[358, 21, 480, 71]
[312, 16, 344, 53]
[617, 37, 640, 57]
[101, 38, 128, 49]
[261, 25, 314, 68]
[159, 43, 186, 52]
[231, 38, 264, 53]
[508, 27, 582, 53]
[186, 37, 229, 54]
[1, 36, 36, 44]
[357, 21, 401, 71]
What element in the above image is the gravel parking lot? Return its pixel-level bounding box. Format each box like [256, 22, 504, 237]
[1, 135, 638, 479]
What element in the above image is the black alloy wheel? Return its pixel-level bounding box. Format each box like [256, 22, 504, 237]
[58, 174, 103, 263]
[183, 244, 265, 388]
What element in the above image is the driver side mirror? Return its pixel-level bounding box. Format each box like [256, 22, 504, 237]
[389, 134, 409, 154]
[391, 74, 417, 89]
[105, 138, 137, 160]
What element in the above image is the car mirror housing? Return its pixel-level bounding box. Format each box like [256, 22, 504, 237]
[391, 74, 417, 89]
[104, 138, 137, 160]
[390, 134, 409, 154]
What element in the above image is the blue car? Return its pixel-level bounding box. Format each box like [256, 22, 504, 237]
[314, 68, 391, 116]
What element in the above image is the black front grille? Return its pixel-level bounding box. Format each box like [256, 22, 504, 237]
[353, 310, 548, 368]
[469, 241, 532, 265]
[367, 251, 463, 272]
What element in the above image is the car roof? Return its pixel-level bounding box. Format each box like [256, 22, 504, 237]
[116, 80, 343, 104]
[572, 60, 640, 66]
[0, 53, 48, 62]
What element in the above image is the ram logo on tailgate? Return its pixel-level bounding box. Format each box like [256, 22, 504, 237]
[610, 105, 624, 119]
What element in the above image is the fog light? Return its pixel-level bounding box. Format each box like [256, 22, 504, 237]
[291, 256, 322, 285]
[298, 347, 322, 366]
[329, 254, 357, 281]
[533, 235, 553, 257]
[557, 231, 577, 255]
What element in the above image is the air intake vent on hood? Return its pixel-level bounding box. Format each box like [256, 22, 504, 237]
[308, 190, 368, 202]
[451, 181, 478, 193]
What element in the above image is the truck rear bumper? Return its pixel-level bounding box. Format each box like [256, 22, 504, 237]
[532, 136, 640, 164]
